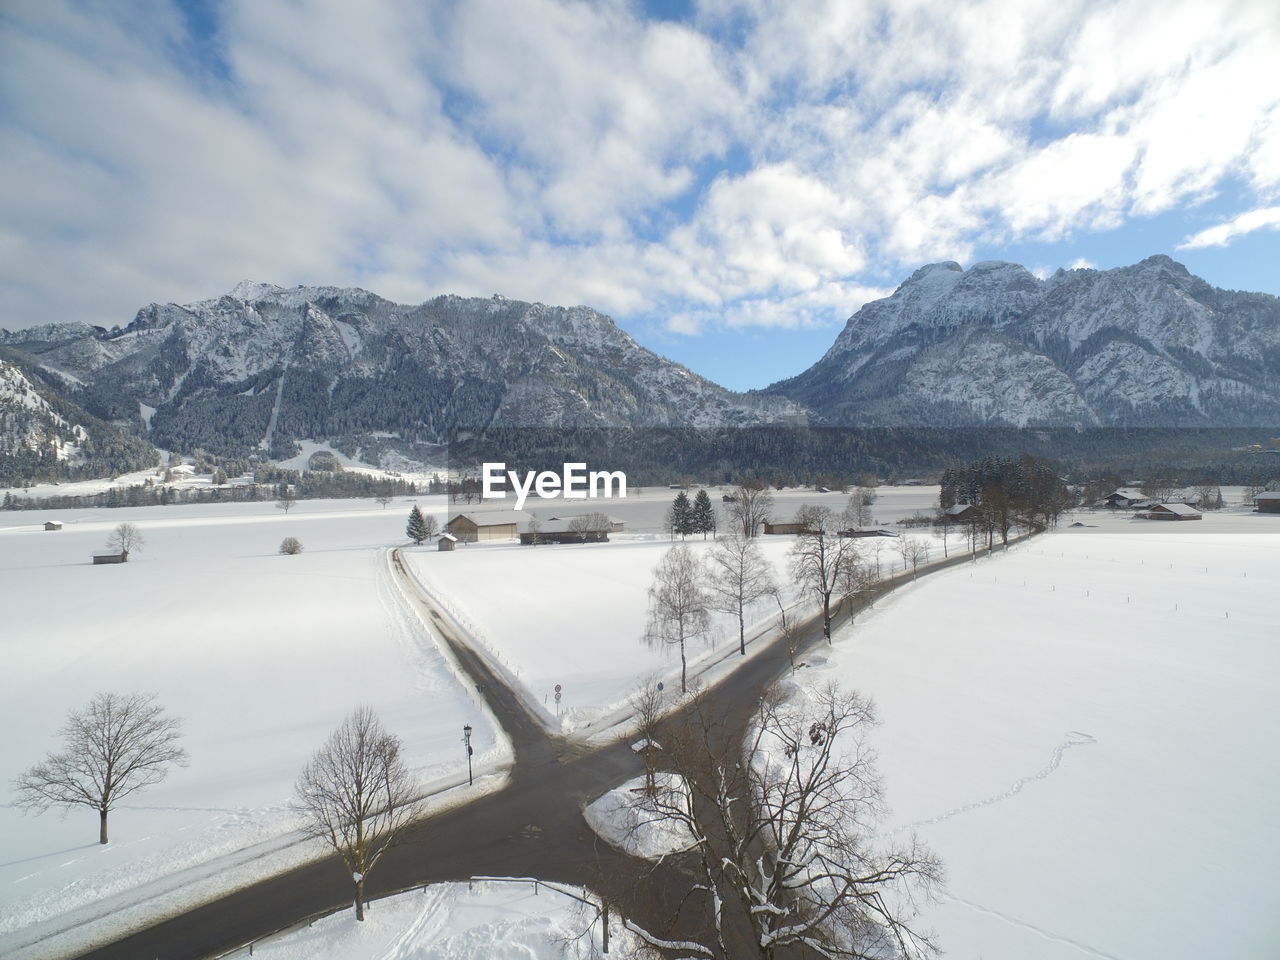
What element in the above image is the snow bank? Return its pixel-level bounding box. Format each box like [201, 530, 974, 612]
[583, 774, 697, 860]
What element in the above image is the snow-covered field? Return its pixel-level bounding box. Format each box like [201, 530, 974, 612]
[242, 880, 643, 960]
[788, 510, 1280, 960]
[402, 534, 803, 732]
[403, 486, 949, 733]
[0, 497, 501, 954]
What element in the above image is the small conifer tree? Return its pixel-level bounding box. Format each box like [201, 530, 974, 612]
[406, 506, 429, 544]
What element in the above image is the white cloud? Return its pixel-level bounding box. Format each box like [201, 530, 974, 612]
[1177, 207, 1280, 249]
[0, 0, 1277, 343]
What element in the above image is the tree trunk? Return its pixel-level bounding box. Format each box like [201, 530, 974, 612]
[354, 878, 366, 921]
[99, 808, 109, 844]
[680, 642, 687, 694]
[738, 609, 746, 656]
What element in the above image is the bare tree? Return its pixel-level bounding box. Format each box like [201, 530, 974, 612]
[1192, 483, 1223, 511]
[1139, 477, 1178, 505]
[898, 536, 929, 576]
[294, 706, 422, 921]
[106, 522, 144, 562]
[837, 553, 878, 622]
[632, 683, 941, 959]
[276, 487, 298, 514]
[423, 513, 440, 539]
[644, 544, 711, 694]
[707, 530, 776, 656]
[789, 505, 858, 642]
[14, 692, 187, 844]
[629, 677, 668, 795]
[375, 494, 394, 509]
[727, 484, 774, 538]
[279, 536, 304, 555]
[569, 511, 613, 537]
[846, 486, 877, 528]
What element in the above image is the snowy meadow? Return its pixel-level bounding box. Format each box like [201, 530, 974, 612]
[0, 497, 500, 956]
[786, 510, 1280, 960]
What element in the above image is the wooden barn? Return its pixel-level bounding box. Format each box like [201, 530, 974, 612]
[762, 521, 810, 535]
[43, 520, 63, 531]
[92, 551, 126, 564]
[519, 519, 610, 545]
[839, 528, 899, 539]
[1255, 491, 1280, 514]
[943, 503, 978, 523]
[437, 532, 458, 551]
[445, 510, 531, 542]
[1143, 503, 1202, 521]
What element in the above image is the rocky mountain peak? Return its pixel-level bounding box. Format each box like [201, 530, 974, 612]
[773, 255, 1280, 427]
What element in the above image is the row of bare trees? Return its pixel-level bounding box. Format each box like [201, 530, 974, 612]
[646, 502, 908, 690]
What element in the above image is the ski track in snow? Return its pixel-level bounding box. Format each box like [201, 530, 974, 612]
[940, 891, 1127, 960]
[892, 731, 1097, 834]
[376, 884, 449, 960]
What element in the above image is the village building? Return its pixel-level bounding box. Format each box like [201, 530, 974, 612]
[762, 520, 810, 535]
[839, 528, 899, 539]
[1100, 488, 1155, 509]
[942, 503, 979, 523]
[546, 514, 626, 533]
[519, 519, 610, 545]
[43, 520, 63, 531]
[1142, 502, 1202, 521]
[445, 510, 532, 542]
[1254, 491, 1280, 513]
[437, 532, 458, 552]
[92, 551, 126, 564]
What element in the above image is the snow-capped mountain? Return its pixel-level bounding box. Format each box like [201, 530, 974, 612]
[2, 285, 805, 465]
[771, 255, 1280, 427]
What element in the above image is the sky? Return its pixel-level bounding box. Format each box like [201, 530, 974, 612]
[1, 0, 1278, 391]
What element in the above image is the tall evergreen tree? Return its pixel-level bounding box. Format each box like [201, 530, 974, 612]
[691, 488, 716, 539]
[406, 505, 429, 544]
[669, 490, 694, 538]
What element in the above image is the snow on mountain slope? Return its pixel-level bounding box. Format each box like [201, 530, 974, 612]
[774, 255, 1280, 427]
[4, 286, 805, 462]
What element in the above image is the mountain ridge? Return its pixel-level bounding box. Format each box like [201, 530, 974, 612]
[3, 254, 1278, 485]
[769, 254, 1280, 428]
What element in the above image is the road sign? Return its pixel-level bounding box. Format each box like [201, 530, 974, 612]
[657, 682, 664, 691]
[554, 691, 562, 703]
[554, 683, 562, 693]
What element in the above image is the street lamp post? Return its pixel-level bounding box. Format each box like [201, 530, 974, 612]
[462, 724, 473, 786]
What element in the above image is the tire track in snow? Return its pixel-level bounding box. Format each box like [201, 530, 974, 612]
[374, 547, 450, 695]
[892, 731, 1097, 834]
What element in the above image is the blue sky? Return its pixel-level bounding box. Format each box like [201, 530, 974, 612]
[1, 0, 1278, 390]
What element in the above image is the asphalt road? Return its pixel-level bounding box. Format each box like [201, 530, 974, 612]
[66, 537, 1021, 960]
